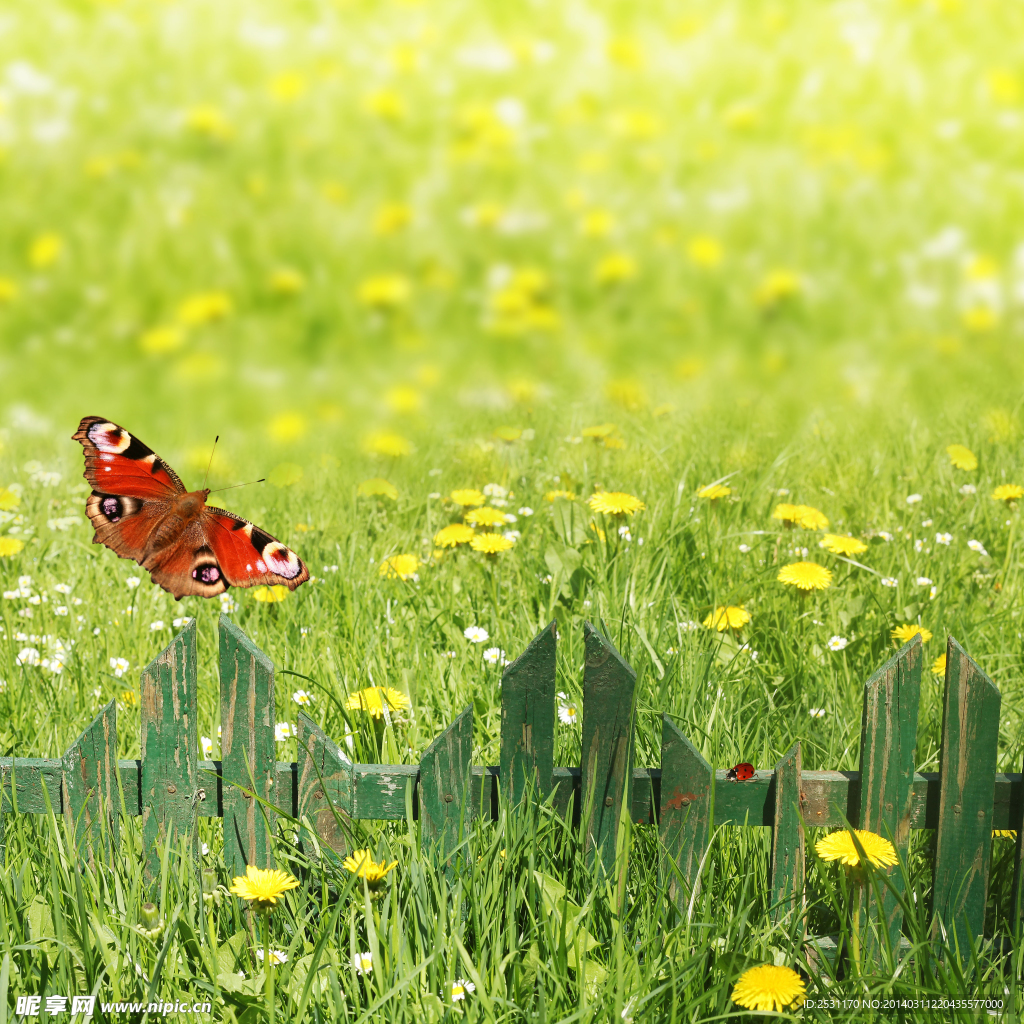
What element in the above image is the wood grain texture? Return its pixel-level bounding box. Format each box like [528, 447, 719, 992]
[581, 623, 636, 875]
[297, 710, 354, 857]
[857, 636, 921, 955]
[1011, 754, 1024, 928]
[419, 705, 473, 861]
[500, 621, 556, 805]
[769, 743, 804, 924]
[659, 715, 714, 912]
[219, 615, 276, 874]
[61, 700, 120, 862]
[141, 618, 199, 881]
[933, 637, 1000, 954]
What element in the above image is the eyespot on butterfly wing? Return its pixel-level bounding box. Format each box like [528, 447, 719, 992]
[725, 762, 755, 781]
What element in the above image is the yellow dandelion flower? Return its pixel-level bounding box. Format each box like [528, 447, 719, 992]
[994, 830, 1018, 839]
[471, 533, 514, 554]
[29, 233, 63, 269]
[931, 653, 946, 677]
[357, 478, 398, 500]
[795, 505, 829, 530]
[0, 277, 19, 303]
[581, 423, 617, 439]
[252, 586, 289, 603]
[820, 534, 868, 556]
[686, 235, 723, 268]
[139, 326, 186, 355]
[268, 267, 306, 295]
[703, 606, 751, 631]
[364, 432, 412, 457]
[184, 105, 232, 140]
[466, 507, 508, 527]
[771, 503, 801, 524]
[731, 964, 806, 1014]
[229, 865, 299, 912]
[373, 202, 412, 235]
[579, 208, 615, 238]
[342, 848, 399, 887]
[363, 89, 405, 121]
[698, 484, 731, 500]
[778, 562, 833, 591]
[992, 484, 1024, 502]
[946, 444, 977, 471]
[378, 554, 419, 579]
[268, 412, 307, 443]
[545, 490, 576, 502]
[0, 537, 25, 557]
[588, 492, 645, 516]
[357, 274, 411, 309]
[603, 435, 626, 450]
[815, 828, 897, 869]
[594, 252, 637, 285]
[384, 386, 421, 414]
[344, 687, 410, 719]
[0, 488, 21, 511]
[176, 291, 232, 326]
[450, 489, 486, 507]
[494, 426, 523, 442]
[434, 523, 475, 548]
[892, 624, 932, 644]
[755, 268, 802, 308]
[963, 306, 998, 332]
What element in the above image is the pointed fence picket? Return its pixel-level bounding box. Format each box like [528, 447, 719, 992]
[0, 616, 1022, 961]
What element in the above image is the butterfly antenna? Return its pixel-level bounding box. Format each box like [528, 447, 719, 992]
[209, 479, 266, 494]
[202, 436, 220, 489]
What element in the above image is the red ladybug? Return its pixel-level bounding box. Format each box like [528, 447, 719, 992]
[726, 762, 755, 781]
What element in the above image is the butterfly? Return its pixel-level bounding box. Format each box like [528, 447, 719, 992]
[74, 416, 309, 600]
[725, 762, 756, 782]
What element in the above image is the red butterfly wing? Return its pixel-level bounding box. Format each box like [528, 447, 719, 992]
[201, 508, 310, 590]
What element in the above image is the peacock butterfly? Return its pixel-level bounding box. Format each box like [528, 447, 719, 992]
[73, 416, 310, 600]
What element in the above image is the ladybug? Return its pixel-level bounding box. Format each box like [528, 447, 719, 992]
[726, 762, 756, 781]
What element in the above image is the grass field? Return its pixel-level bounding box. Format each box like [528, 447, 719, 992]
[2, 0, 1024, 1019]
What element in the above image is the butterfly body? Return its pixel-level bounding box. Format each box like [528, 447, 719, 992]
[75, 416, 309, 600]
[726, 762, 755, 781]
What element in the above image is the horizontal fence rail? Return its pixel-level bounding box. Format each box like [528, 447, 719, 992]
[1, 616, 1022, 954]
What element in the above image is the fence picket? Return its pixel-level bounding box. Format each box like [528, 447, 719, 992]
[419, 705, 473, 861]
[500, 620, 556, 805]
[769, 743, 803, 924]
[61, 700, 120, 863]
[581, 623, 636, 874]
[297, 711, 354, 858]
[659, 715, 713, 912]
[140, 618, 199, 881]
[857, 635, 921, 955]
[933, 637, 1000, 954]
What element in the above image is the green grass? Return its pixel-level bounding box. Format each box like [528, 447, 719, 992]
[3, 0, 1024, 1018]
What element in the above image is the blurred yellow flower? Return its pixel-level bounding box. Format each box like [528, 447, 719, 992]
[607, 36, 643, 69]
[609, 107, 663, 140]
[962, 306, 999, 332]
[588, 492, 645, 515]
[773, 504, 829, 530]
[29, 233, 63, 269]
[464, 202, 504, 228]
[687, 236, 723, 268]
[253, 586, 289, 603]
[385, 385, 421, 414]
[985, 408, 1016, 443]
[931, 653, 946, 677]
[184, 105, 232, 140]
[466, 507, 507, 527]
[582, 423, 617, 439]
[0, 277, 18, 303]
[891, 624, 932, 644]
[580, 208, 615, 238]
[139, 326, 185, 355]
[545, 490, 576, 502]
[364, 432, 412, 457]
[992, 484, 1024, 502]
[379, 554, 419, 579]
[755, 269, 802, 308]
[605, 378, 647, 410]
[176, 291, 232, 326]
[358, 274, 411, 309]
[0, 537, 25, 557]
[268, 413, 308, 443]
[487, 267, 558, 334]
[703, 605, 750, 631]
[344, 688, 410, 719]
[820, 534, 867, 556]
[698, 484, 731, 500]
[594, 252, 637, 285]
[268, 72, 307, 103]
[994, 830, 1018, 839]
[946, 444, 977, 471]
[268, 267, 306, 295]
[434, 523, 475, 547]
[987, 69, 1020, 105]
[363, 90, 405, 121]
[0, 488, 21, 511]
[451, 488, 486, 507]
[357, 478, 398, 500]
[778, 562, 832, 591]
[471, 533, 514, 553]
[373, 203, 412, 235]
[494, 426, 522, 441]
[603, 435, 626, 450]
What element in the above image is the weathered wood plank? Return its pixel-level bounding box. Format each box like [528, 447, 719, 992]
[1011, 755, 1024, 928]
[1, 759, 65, 813]
[141, 618, 200, 880]
[500, 621, 556, 804]
[933, 637, 1000, 955]
[62, 700, 120, 862]
[419, 706, 473, 860]
[297, 711, 354, 856]
[659, 716, 714, 912]
[858, 636, 921, 955]
[581, 623, 636, 874]
[769, 743, 804, 924]
[219, 616, 277, 875]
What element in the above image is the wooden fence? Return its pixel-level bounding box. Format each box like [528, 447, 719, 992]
[1, 616, 1022, 957]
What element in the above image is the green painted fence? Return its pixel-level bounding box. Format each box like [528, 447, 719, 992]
[1, 616, 1022, 955]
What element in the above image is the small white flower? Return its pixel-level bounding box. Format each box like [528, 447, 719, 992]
[53, 583, 72, 594]
[18, 575, 32, 589]
[255, 949, 288, 965]
[915, 576, 933, 586]
[914, 539, 925, 553]
[275, 722, 293, 741]
[968, 539, 989, 556]
[503, 530, 521, 542]
[809, 707, 826, 718]
[503, 512, 517, 523]
[464, 625, 489, 643]
[449, 979, 476, 1002]
[930, 585, 937, 600]
[935, 532, 952, 545]
[517, 506, 534, 517]
[93, 626, 101, 636]
[292, 689, 314, 706]
[483, 646, 508, 665]
[110, 657, 130, 678]
[200, 736, 213, 758]
[921, 518, 933, 527]
[150, 620, 165, 631]
[28, 595, 41, 605]
[738, 543, 752, 553]
[72, 596, 83, 605]
[558, 702, 579, 725]
[126, 577, 141, 589]
[483, 483, 508, 498]
[354, 951, 373, 975]
[442, 651, 457, 658]
[906, 494, 923, 505]
[172, 616, 193, 628]
[55, 606, 68, 616]
[881, 577, 898, 588]
[17, 647, 40, 666]
[876, 531, 893, 542]
[776, 488, 790, 496]
[679, 619, 701, 631]
[18, 608, 32, 618]
[219, 593, 237, 613]
[618, 526, 632, 541]
[827, 636, 849, 651]
[959, 483, 977, 495]
[201, 842, 210, 856]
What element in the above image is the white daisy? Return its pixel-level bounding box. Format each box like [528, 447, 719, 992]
[558, 702, 579, 725]
[464, 625, 489, 643]
[354, 951, 373, 975]
[881, 577, 898, 588]
[827, 636, 848, 651]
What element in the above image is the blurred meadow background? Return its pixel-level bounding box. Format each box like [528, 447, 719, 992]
[3, 0, 1024, 1018]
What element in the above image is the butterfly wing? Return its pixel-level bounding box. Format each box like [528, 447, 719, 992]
[73, 416, 184, 562]
[200, 508, 310, 590]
